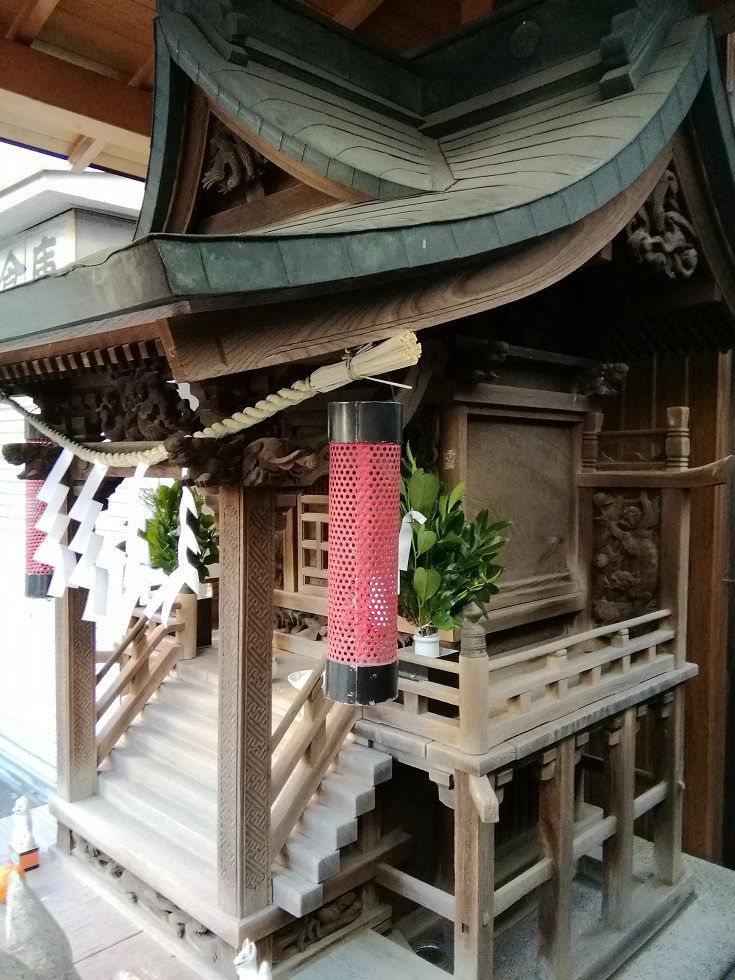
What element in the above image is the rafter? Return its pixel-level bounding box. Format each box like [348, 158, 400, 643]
[0, 38, 151, 157]
[333, 0, 386, 29]
[67, 55, 154, 172]
[5, 0, 61, 43]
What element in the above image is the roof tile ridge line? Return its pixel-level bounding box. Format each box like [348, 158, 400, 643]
[158, 13, 432, 200]
[157, 2, 423, 121]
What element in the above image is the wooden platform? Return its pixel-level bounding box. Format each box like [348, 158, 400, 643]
[290, 928, 449, 979]
[0, 808, 205, 980]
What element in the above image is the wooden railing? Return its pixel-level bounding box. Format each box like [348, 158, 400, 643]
[362, 609, 678, 756]
[95, 607, 184, 764]
[270, 655, 359, 856]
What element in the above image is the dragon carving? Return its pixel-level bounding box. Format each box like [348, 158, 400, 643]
[592, 490, 660, 625]
[626, 169, 698, 279]
[202, 119, 263, 194]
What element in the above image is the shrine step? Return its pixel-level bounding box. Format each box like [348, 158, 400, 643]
[141, 697, 217, 750]
[154, 677, 218, 721]
[174, 652, 219, 688]
[316, 772, 376, 817]
[50, 794, 224, 943]
[272, 868, 323, 918]
[106, 744, 218, 814]
[97, 771, 216, 864]
[331, 743, 392, 785]
[296, 803, 358, 850]
[123, 724, 218, 791]
[278, 832, 340, 883]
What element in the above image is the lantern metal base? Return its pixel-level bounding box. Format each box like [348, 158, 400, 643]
[25, 573, 52, 598]
[325, 659, 398, 706]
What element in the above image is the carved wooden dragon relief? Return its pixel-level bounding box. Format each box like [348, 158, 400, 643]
[626, 169, 698, 279]
[203, 119, 263, 194]
[592, 489, 660, 625]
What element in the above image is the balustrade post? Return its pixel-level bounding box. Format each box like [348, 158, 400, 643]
[537, 739, 576, 979]
[56, 585, 97, 803]
[217, 484, 275, 924]
[304, 676, 327, 767]
[601, 710, 635, 929]
[454, 769, 495, 980]
[459, 603, 489, 755]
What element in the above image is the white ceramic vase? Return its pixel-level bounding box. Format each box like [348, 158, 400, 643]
[413, 631, 442, 658]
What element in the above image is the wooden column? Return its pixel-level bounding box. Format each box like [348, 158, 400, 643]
[56, 586, 97, 803]
[660, 407, 691, 669]
[217, 485, 275, 919]
[454, 769, 494, 980]
[459, 604, 489, 755]
[601, 711, 635, 929]
[537, 739, 576, 980]
[653, 688, 685, 886]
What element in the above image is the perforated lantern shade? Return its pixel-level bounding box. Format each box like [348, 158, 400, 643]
[25, 432, 53, 598]
[326, 402, 402, 705]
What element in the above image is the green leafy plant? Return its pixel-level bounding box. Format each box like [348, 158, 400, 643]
[139, 481, 219, 583]
[399, 446, 508, 633]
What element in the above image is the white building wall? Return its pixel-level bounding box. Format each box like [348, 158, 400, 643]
[0, 400, 56, 787]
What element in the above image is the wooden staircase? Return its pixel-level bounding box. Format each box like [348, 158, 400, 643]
[59, 654, 393, 921]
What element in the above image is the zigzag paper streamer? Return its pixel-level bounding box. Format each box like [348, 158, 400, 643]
[33, 448, 76, 598]
[144, 485, 201, 625]
[114, 463, 151, 638]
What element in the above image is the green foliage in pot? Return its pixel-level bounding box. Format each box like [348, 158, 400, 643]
[140, 481, 219, 583]
[399, 446, 508, 633]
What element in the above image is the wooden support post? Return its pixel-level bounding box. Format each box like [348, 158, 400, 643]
[653, 687, 685, 886]
[56, 585, 97, 801]
[601, 711, 635, 929]
[537, 739, 576, 980]
[582, 412, 604, 471]
[574, 734, 589, 822]
[459, 604, 489, 755]
[660, 407, 691, 669]
[454, 770, 494, 980]
[217, 486, 275, 920]
[304, 676, 327, 767]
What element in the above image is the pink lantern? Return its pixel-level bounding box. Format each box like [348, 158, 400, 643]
[326, 402, 402, 705]
[25, 427, 53, 598]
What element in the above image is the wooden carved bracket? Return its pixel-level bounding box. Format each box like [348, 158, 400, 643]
[626, 169, 698, 280]
[2, 441, 61, 480]
[164, 433, 328, 487]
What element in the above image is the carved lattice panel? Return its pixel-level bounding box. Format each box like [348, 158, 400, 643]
[297, 494, 329, 596]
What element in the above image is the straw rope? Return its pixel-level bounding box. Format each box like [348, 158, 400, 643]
[0, 332, 421, 467]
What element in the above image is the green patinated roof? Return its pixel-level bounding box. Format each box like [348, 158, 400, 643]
[0, 2, 733, 354]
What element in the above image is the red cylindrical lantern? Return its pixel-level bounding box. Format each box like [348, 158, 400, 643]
[326, 401, 402, 705]
[25, 423, 53, 598]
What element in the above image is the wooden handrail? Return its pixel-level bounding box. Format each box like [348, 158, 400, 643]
[272, 697, 334, 798]
[271, 704, 360, 856]
[271, 655, 326, 752]
[96, 614, 148, 684]
[486, 609, 671, 673]
[97, 636, 182, 763]
[578, 455, 734, 488]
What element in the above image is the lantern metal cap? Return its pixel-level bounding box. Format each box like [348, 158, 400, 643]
[329, 401, 402, 444]
[325, 659, 398, 705]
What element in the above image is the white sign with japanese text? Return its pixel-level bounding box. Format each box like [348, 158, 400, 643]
[0, 212, 76, 292]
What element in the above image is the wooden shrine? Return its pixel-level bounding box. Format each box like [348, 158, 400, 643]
[2, 1, 735, 977]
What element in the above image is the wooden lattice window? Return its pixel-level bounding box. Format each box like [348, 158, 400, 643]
[297, 495, 329, 596]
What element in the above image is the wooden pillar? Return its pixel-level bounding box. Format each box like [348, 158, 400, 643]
[55, 586, 97, 804]
[454, 770, 494, 980]
[217, 485, 275, 920]
[459, 604, 489, 755]
[537, 739, 576, 980]
[653, 687, 685, 886]
[601, 711, 635, 929]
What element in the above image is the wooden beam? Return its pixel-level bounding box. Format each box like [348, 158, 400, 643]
[68, 55, 154, 172]
[5, 0, 61, 43]
[333, 0, 386, 28]
[0, 38, 151, 150]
